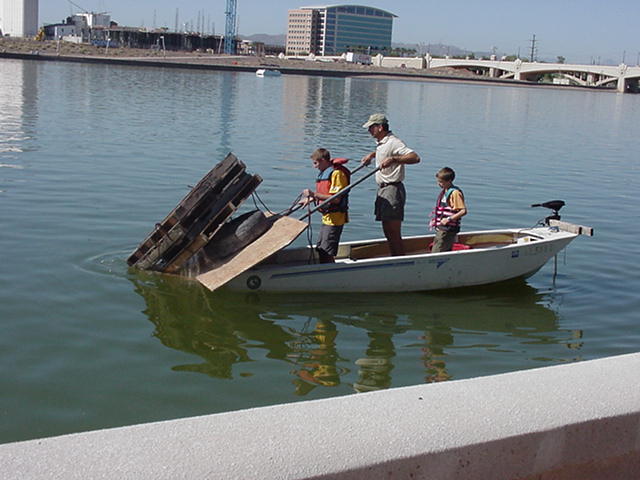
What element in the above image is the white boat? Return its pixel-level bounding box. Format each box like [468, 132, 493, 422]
[126, 154, 592, 295]
[256, 68, 282, 77]
[225, 222, 591, 293]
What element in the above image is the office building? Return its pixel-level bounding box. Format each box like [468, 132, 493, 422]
[286, 4, 396, 56]
[0, 0, 39, 37]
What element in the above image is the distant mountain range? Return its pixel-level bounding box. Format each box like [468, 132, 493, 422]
[240, 34, 286, 45]
[239, 34, 480, 57]
[393, 42, 472, 57]
[241, 34, 525, 60]
[241, 33, 619, 63]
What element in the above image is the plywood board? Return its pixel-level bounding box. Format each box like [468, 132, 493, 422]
[549, 219, 594, 236]
[196, 216, 308, 291]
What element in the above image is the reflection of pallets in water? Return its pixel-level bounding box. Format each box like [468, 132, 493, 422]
[126, 153, 262, 273]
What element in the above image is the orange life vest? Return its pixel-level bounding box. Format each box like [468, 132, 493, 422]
[315, 159, 350, 214]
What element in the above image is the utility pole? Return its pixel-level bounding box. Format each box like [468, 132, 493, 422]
[174, 8, 178, 33]
[529, 34, 537, 62]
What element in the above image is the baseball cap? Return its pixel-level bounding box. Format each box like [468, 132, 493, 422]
[362, 113, 388, 128]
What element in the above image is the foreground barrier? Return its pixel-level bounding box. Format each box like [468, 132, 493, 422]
[2, 353, 640, 479]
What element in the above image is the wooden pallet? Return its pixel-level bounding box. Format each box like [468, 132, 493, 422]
[127, 153, 262, 273]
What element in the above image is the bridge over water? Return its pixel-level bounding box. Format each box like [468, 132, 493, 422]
[426, 55, 640, 93]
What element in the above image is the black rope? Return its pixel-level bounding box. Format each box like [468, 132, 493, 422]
[251, 191, 275, 215]
[305, 201, 316, 264]
[278, 193, 305, 216]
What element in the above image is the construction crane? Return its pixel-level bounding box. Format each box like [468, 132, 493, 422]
[224, 0, 237, 55]
[67, 1, 108, 16]
[67, 0, 88, 13]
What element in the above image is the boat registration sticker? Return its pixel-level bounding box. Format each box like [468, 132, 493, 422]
[512, 250, 520, 258]
[522, 245, 551, 256]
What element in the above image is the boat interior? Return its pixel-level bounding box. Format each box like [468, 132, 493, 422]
[262, 230, 542, 266]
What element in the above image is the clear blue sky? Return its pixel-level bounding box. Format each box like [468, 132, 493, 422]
[40, 0, 639, 65]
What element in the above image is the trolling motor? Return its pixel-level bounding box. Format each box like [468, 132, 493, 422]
[531, 200, 565, 225]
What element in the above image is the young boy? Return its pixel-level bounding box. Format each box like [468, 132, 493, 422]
[429, 167, 467, 252]
[302, 148, 350, 263]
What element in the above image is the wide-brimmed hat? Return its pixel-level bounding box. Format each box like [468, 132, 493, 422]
[362, 113, 388, 128]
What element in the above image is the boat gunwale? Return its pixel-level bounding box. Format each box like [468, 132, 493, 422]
[249, 227, 577, 273]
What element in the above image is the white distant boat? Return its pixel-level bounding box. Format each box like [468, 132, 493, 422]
[224, 220, 592, 293]
[256, 68, 282, 77]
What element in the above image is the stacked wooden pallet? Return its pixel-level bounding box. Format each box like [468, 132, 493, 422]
[126, 153, 262, 274]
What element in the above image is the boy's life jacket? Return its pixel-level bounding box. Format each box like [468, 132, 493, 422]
[429, 185, 463, 232]
[315, 159, 350, 214]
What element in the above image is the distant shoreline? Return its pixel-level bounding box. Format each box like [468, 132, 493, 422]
[0, 49, 606, 94]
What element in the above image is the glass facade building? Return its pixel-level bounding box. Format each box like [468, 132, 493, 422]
[286, 4, 396, 56]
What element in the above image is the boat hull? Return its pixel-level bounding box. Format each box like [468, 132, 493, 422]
[226, 227, 577, 293]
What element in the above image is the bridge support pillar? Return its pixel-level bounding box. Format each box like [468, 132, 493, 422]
[617, 77, 627, 93]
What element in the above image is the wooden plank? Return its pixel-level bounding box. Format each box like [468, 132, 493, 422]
[172, 153, 244, 222]
[549, 219, 594, 236]
[133, 226, 187, 270]
[196, 216, 308, 292]
[460, 233, 516, 245]
[161, 174, 263, 273]
[349, 242, 390, 260]
[161, 208, 237, 274]
[127, 153, 246, 268]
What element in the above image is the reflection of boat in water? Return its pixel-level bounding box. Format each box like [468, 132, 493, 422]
[130, 271, 570, 395]
[256, 68, 281, 77]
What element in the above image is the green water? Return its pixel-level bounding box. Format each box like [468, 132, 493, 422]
[1, 58, 639, 444]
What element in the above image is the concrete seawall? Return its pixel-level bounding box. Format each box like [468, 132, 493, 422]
[2, 352, 639, 479]
[0, 51, 573, 90]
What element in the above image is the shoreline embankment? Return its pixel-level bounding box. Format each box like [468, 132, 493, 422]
[0, 43, 605, 93]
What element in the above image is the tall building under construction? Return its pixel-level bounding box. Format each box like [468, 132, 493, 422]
[286, 4, 395, 56]
[0, 0, 39, 37]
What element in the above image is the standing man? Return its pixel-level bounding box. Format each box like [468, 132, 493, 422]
[361, 113, 420, 256]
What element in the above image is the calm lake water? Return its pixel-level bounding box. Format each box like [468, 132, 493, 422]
[1, 58, 639, 444]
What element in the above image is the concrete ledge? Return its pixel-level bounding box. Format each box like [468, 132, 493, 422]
[0, 51, 552, 88]
[2, 353, 640, 479]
